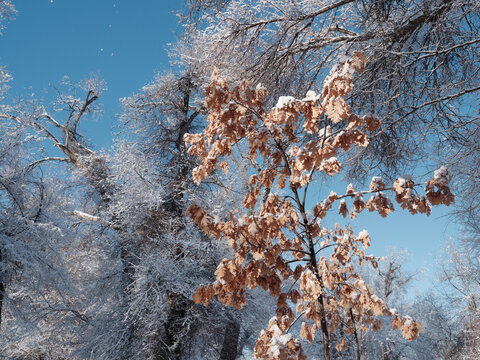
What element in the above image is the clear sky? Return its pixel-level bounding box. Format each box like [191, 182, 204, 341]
[0, 0, 182, 147]
[0, 1, 460, 297]
[311, 178, 459, 298]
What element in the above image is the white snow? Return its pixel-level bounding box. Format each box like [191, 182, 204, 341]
[325, 156, 338, 164]
[288, 146, 299, 157]
[434, 166, 448, 181]
[215, 85, 225, 94]
[275, 96, 296, 110]
[302, 90, 320, 102]
[318, 125, 332, 138]
[358, 230, 369, 238]
[397, 174, 413, 187]
[71, 210, 101, 223]
[256, 83, 267, 92]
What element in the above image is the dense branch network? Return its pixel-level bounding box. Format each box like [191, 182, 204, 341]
[181, 0, 480, 183]
[185, 53, 454, 359]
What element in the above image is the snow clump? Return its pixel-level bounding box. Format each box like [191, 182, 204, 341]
[275, 96, 296, 110]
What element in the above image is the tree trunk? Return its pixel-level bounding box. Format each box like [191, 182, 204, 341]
[236, 327, 252, 358]
[158, 292, 189, 360]
[219, 319, 240, 360]
[382, 342, 389, 360]
[318, 294, 331, 360]
[0, 249, 3, 327]
[350, 309, 361, 360]
[155, 84, 196, 360]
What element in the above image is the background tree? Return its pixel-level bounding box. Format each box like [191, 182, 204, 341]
[0, 64, 254, 358]
[0, 4, 87, 357]
[0, 0, 14, 33]
[435, 241, 480, 358]
[354, 251, 419, 359]
[0, 107, 90, 358]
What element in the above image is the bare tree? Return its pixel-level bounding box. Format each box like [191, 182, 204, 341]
[0, 65, 252, 358]
[0, 0, 15, 34]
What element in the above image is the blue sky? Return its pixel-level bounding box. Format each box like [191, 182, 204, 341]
[1, 1, 460, 296]
[310, 177, 459, 297]
[0, 0, 181, 147]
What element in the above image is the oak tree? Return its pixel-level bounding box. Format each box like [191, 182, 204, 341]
[186, 53, 454, 359]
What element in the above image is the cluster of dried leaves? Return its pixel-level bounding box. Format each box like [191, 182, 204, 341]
[185, 53, 454, 359]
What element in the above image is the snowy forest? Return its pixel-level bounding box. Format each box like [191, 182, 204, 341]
[0, 0, 480, 359]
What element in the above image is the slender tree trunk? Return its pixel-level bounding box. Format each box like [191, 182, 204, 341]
[236, 327, 252, 358]
[382, 342, 389, 360]
[0, 249, 3, 327]
[158, 292, 189, 360]
[219, 319, 240, 360]
[362, 333, 366, 360]
[350, 308, 361, 360]
[156, 81, 200, 360]
[317, 294, 330, 360]
[280, 146, 330, 360]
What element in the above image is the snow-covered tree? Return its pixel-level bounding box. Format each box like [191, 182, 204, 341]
[0, 0, 15, 34]
[0, 109, 90, 358]
[0, 62, 258, 358]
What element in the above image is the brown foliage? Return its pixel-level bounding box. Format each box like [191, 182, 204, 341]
[186, 54, 454, 359]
